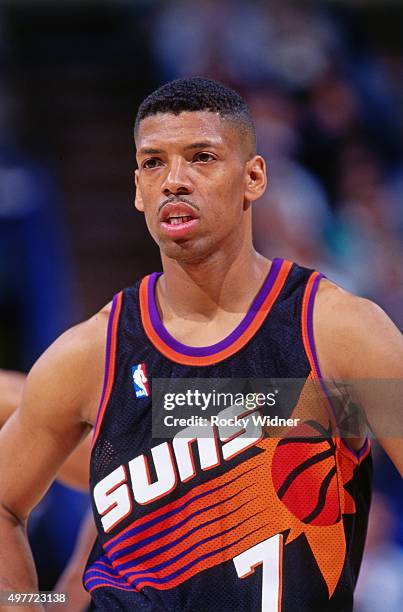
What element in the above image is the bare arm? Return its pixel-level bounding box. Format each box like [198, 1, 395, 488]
[0, 310, 107, 611]
[55, 434, 91, 491]
[315, 281, 403, 475]
[0, 370, 91, 492]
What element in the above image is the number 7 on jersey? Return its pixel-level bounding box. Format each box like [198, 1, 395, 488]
[233, 534, 283, 611]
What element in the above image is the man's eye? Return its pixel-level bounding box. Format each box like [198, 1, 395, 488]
[143, 158, 162, 169]
[194, 152, 215, 163]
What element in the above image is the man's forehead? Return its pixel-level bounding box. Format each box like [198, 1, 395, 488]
[135, 110, 234, 150]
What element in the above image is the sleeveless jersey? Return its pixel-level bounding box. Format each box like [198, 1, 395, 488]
[84, 258, 372, 612]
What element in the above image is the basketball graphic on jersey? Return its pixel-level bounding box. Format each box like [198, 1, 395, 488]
[131, 363, 150, 398]
[271, 421, 341, 526]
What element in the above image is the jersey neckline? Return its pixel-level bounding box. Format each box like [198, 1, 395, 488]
[139, 257, 292, 366]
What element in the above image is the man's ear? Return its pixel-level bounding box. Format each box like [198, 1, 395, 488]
[244, 155, 267, 207]
[134, 169, 144, 212]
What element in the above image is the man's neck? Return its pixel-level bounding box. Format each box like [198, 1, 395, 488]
[157, 244, 271, 323]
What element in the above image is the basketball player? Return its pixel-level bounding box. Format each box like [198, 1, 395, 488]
[0, 78, 402, 612]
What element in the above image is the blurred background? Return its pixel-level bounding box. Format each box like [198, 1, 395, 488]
[0, 0, 402, 609]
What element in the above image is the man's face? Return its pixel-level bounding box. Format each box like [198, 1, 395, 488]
[135, 111, 266, 263]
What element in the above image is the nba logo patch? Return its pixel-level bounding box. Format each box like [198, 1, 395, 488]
[132, 363, 150, 398]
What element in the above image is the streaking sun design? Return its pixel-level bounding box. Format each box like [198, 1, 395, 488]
[89, 377, 365, 600]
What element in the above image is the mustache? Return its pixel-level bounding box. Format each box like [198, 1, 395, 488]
[158, 195, 200, 215]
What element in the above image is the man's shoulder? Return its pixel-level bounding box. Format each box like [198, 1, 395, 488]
[316, 278, 380, 325]
[27, 301, 113, 424]
[315, 278, 403, 378]
[44, 301, 112, 364]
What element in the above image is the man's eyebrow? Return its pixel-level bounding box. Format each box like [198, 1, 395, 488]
[137, 147, 164, 156]
[184, 141, 220, 151]
[137, 141, 221, 156]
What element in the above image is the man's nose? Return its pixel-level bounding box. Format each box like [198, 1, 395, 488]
[162, 157, 193, 196]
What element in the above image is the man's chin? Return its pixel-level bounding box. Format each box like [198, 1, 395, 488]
[160, 236, 213, 265]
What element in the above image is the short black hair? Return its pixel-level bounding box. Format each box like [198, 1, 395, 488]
[135, 77, 256, 156]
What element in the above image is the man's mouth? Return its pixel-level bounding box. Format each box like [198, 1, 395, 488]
[159, 202, 200, 238]
[159, 202, 199, 224]
[166, 215, 194, 225]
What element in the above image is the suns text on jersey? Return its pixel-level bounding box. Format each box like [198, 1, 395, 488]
[93, 404, 263, 532]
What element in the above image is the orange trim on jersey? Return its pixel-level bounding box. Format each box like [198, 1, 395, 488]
[139, 260, 293, 366]
[92, 292, 123, 448]
[301, 272, 341, 441]
[302, 273, 371, 466]
[338, 438, 371, 465]
[301, 271, 321, 378]
[358, 439, 371, 462]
